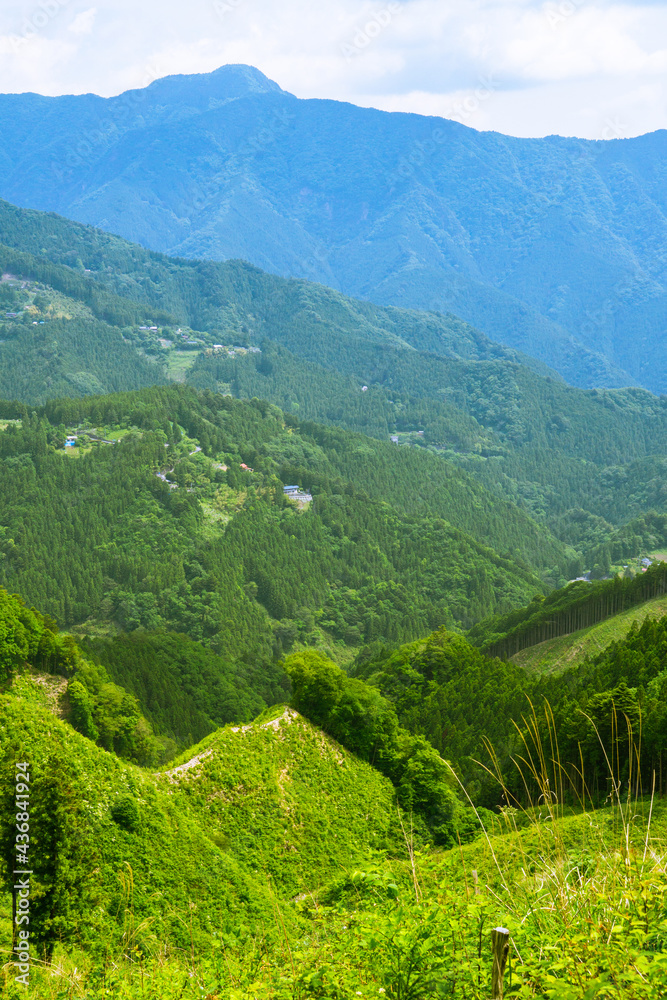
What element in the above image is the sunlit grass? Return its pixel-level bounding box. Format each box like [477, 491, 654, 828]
[166, 350, 200, 382]
[4, 700, 667, 999]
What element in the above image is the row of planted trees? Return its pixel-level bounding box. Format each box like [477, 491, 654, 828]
[471, 563, 667, 659]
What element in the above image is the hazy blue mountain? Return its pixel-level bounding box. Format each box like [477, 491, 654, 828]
[1, 65, 666, 390]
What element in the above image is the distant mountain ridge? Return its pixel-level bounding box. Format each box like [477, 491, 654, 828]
[1, 65, 666, 391]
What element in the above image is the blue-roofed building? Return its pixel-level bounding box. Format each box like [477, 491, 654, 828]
[283, 485, 313, 504]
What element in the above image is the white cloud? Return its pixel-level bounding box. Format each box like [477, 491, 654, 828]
[363, 76, 666, 139]
[0, 0, 664, 137]
[499, 4, 667, 82]
[68, 8, 97, 36]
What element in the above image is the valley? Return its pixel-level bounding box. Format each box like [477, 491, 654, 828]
[1, 197, 666, 582]
[0, 68, 666, 999]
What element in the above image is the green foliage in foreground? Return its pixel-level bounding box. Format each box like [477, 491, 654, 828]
[283, 651, 471, 847]
[0, 679, 419, 976]
[3, 589, 667, 997]
[0, 697, 286, 967]
[357, 606, 667, 810]
[4, 721, 667, 999]
[162, 706, 409, 898]
[354, 627, 531, 804]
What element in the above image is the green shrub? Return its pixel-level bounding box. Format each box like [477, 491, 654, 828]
[110, 794, 140, 832]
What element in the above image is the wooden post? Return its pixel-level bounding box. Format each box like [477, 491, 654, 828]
[491, 927, 510, 999]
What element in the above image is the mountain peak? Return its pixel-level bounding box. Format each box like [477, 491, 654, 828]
[137, 64, 285, 106]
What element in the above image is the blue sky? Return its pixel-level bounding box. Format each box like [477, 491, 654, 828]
[0, 0, 665, 137]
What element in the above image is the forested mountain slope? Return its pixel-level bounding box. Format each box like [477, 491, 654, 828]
[0, 196, 546, 373]
[1, 65, 666, 390]
[0, 386, 554, 663]
[509, 591, 667, 675]
[353, 593, 667, 805]
[468, 559, 667, 658]
[1, 198, 666, 570]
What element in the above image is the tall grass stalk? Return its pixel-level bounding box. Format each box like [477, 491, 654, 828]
[462, 698, 667, 996]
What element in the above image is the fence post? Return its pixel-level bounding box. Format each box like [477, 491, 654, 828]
[491, 926, 510, 999]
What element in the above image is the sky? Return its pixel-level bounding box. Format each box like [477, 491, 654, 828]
[0, 0, 666, 138]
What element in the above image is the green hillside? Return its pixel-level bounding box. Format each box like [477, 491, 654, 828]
[352, 594, 667, 804]
[0, 693, 281, 948]
[0, 386, 563, 669]
[0, 667, 415, 995]
[0, 590, 457, 993]
[79, 630, 270, 750]
[0, 198, 666, 581]
[467, 560, 667, 658]
[161, 705, 406, 896]
[510, 591, 667, 674]
[1, 197, 666, 583]
[5, 581, 667, 996]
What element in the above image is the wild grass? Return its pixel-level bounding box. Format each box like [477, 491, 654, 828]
[436, 700, 667, 998]
[4, 703, 667, 998]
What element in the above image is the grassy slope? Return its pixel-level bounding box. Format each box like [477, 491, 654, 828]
[511, 592, 667, 674]
[0, 682, 405, 955]
[0, 688, 277, 945]
[160, 705, 406, 898]
[4, 674, 667, 998]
